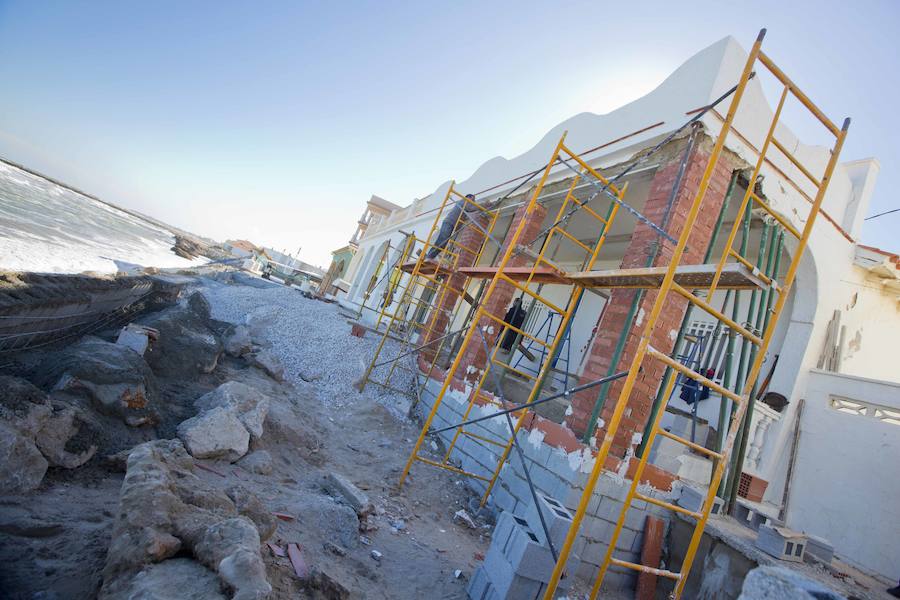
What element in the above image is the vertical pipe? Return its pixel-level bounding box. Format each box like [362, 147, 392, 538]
[725, 227, 783, 509]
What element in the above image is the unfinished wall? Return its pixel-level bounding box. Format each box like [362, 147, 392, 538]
[417, 371, 677, 590]
[566, 135, 739, 457]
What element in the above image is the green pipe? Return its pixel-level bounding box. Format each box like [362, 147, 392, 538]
[725, 229, 784, 508]
[715, 201, 753, 496]
[636, 171, 741, 456]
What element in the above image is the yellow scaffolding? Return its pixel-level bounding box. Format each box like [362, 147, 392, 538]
[357, 183, 500, 396]
[399, 136, 627, 502]
[542, 28, 850, 600]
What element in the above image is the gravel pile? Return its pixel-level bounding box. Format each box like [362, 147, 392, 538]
[200, 279, 416, 419]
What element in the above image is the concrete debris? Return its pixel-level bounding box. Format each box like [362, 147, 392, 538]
[249, 349, 286, 382]
[194, 381, 270, 442]
[116, 323, 158, 356]
[100, 439, 272, 600]
[737, 566, 847, 599]
[325, 472, 374, 517]
[178, 406, 250, 461]
[370, 549, 383, 562]
[223, 324, 253, 357]
[237, 449, 273, 475]
[38, 337, 160, 427]
[454, 509, 477, 529]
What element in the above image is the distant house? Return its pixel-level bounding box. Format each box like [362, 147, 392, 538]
[223, 239, 269, 274]
[315, 245, 353, 298]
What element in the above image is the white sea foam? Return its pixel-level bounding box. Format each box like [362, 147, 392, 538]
[0, 162, 206, 274]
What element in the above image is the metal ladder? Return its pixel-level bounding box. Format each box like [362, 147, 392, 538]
[358, 184, 499, 395]
[400, 133, 627, 502]
[543, 28, 850, 600]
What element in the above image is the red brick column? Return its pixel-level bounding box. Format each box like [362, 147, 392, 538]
[458, 203, 548, 383]
[419, 212, 489, 363]
[565, 138, 736, 458]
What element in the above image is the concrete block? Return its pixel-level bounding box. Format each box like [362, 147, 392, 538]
[756, 525, 808, 563]
[587, 516, 612, 542]
[593, 496, 625, 522]
[678, 485, 725, 516]
[491, 511, 519, 551]
[522, 493, 574, 550]
[467, 566, 490, 600]
[483, 543, 543, 599]
[493, 486, 517, 514]
[804, 535, 834, 565]
[733, 500, 772, 532]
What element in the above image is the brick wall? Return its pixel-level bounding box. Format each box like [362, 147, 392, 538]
[419, 212, 489, 363]
[566, 136, 737, 458]
[457, 203, 548, 383]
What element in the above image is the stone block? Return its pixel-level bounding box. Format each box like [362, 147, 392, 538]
[483, 542, 543, 599]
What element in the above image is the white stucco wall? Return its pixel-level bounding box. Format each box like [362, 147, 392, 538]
[784, 369, 900, 579]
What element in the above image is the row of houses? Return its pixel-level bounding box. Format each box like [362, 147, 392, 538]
[320, 36, 899, 583]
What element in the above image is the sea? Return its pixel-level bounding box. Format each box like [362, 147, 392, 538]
[0, 160, 206, 274]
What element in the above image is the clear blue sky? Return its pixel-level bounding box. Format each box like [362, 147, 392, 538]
[1, 0, 897, 266]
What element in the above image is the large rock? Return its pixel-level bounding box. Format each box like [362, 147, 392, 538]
[36, 337, 160, 427]
[100, 440, 271, 599]
[248, 350, 285, 382]
[0, 376, 96, 474]
[177, 406, 250, 462]
[194, 382, 269, 441]
[237, 450, 273, 475]
[0, 421, 48, 494]
[738, 566, 846, 599]
[139, 294, 223, 378]
[223, 325, 252, 357]
[113, 558, 226, 600]
[226, 485, 277, 542]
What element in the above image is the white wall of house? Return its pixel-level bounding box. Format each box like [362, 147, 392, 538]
[784, 369, 900, 580]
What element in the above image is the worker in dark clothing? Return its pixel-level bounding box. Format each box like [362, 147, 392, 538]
[500, 297, 527, 352]
[426, 194, 476, 259]
[679, 368, 715, 404]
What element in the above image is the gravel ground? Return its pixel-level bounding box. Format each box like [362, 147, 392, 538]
[200, 279, 418, 420]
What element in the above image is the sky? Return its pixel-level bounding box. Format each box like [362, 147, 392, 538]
[0, 0, 897, 267]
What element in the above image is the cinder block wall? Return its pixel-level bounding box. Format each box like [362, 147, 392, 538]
[417, 376, 678, 590]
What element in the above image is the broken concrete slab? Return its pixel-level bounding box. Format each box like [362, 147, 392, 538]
[324, 472, 374, 517]
[177, 406, 250, 462]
